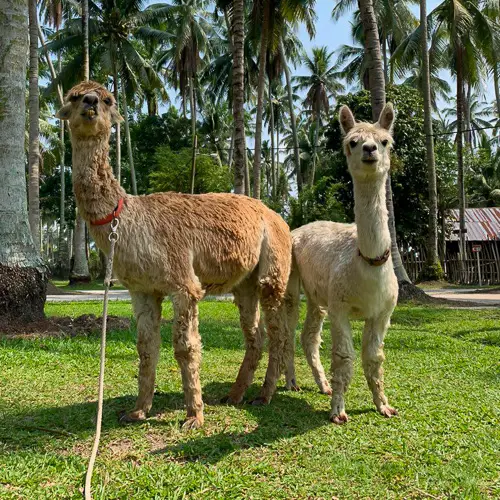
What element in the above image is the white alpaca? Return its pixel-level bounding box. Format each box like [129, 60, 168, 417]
[285, 103, 399, 424]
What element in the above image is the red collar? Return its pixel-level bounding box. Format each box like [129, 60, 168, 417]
[358, 248, 391, 266]
[90, 198, 124, 226]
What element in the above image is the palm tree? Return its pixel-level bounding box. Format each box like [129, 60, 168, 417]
[215, 0, 247, 194]
[279, 22, 314, 193]
[45, 0, 169, 183]
[250, 0, 316, 199]
[420, 0, 442, 279]
[294, 46, 344, 186]
[397, 0, 500, 252]
[39, 3, 70, 277]
[357, 0, 414, 288]
[0, 0, 46, 320]
[333, 0, 417, 84]
[28, 0, 41, 250]
[442, 94, 493, 148]
[154, 0, 215, 193]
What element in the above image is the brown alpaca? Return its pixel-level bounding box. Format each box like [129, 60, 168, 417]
[57, 81, 292, 429]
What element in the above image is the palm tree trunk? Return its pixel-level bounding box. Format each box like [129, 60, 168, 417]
[57, 118, 69, 278]
[252, 0, 270, 199]
[228, 1, 246, 194]
[276, 125, 280, 197]
[358, 0, 414, 292]
[82, 0, 89, 80]
[0, 0, 47, 321]
[189, 76, 197, 194]
[269, 79, 276, 200]
[113, 68, 122, 184]
[359, 0, 386, 118]
[420, 0, 442, 280]
[38, 26, 64, 106]
[228, 129, 235, 168]
[456, 45, 467, 263]
[28, 0, 40, 250]
[310, 112, 320, 186]
[465, 83, 472, 147]
[382, 36, 389, 84]
[70, 212, 91, 284]
[494, 63, 500, 117]
[281, 40, 302, 193]
[121, 76, 137, 195]
[244, 151, 251, 196]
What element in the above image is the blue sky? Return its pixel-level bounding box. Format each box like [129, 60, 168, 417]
[295, 0, 494, 104]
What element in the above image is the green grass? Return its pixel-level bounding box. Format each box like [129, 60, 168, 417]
[51, 280, 126, 291]
[1, 301, 499, 499]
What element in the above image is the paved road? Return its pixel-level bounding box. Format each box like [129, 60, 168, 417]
[47, 288, 500, 307]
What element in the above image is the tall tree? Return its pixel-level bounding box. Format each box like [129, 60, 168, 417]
[251, 0, 271, 199]
[72, 0, 91, 283]
[358, 0, 417, 296]
[225, 0, 247, 194]
[420, 0, 443, 280]
[294, 46, 344, 186]
[0, 0, 47, 320]
[28, 0, 41, 250]
[82, 0, 89, 80]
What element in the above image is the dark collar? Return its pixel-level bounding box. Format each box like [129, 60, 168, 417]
[358, 248, 391, 266]
[90, 198, 124, 226]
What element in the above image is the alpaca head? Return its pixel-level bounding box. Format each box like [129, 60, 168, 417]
[56, 80, 123, 138]
[339, 103, 395, 181]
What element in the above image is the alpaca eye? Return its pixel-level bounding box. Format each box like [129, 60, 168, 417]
[69, 95, 79, 102]
[349, 140, 358, 148]
[103, 97, 112, 106]
[381, 140, 389, 147]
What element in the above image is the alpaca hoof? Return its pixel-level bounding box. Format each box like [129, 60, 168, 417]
[181, 416, 204, 430]
[285, 379, 301, 392]
[249, 396, 269, 406]
[221, 394, 242, 405]
[119, 409, 147, 424]
[330, 412, 349, 425]
[319, 382, 332, 396]
[379, 405, 398, 418]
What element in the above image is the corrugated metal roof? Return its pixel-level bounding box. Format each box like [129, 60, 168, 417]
[448, 207, 500, 241]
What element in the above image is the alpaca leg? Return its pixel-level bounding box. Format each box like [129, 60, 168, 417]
[301, 302, 331, 395]
[284, 266, 300, 391]
[224, 277, 264, 404]
[172, 291, 204, 429]
[362, 314, 398, 418]
[252, 297, 288, 405]
[329, 312, 355, 424]
[124, 292, 163, 422]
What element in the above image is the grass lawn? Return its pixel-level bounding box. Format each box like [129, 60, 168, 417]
[51, 280, 126, 291]
[1, 301, 499, 499]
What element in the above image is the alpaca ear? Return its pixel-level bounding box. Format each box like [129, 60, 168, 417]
[339, 105, 356, 134]
[377, 102, 395, 132]
[56, 103, 73, 120]
[111, 106, 123, 124]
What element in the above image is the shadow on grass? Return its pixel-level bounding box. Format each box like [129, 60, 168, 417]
[0, 380, 368, 463]
[150, 382, 376, 464]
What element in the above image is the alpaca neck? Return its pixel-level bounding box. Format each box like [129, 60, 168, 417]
[352, 173, 391, 259]
[71, 131, 126, 223]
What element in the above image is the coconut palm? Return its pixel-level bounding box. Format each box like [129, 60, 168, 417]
[0, 0, 46, 320]
[45, 0, 169, 183]
[294, 46, 344, 186]
[152, 0, 215, 192]
[333, 0, 418, 84]
[356, 0, 413, 287]
[420, 0, 442, 279]
[28, 0, 41, 250]
[250, 0, 316, 199]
